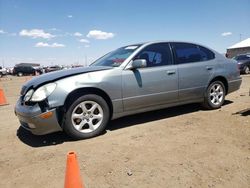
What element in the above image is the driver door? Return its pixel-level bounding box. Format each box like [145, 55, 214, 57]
[122, 43, 178, 111]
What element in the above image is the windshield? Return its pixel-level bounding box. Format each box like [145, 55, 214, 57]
[233, 54, 250, 61]
[91, 45, 141, 67]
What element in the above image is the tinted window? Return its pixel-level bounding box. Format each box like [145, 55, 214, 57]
[198, 46, 215, 60]
[135, 43, 172, 67]
[172, 43, 214, 64]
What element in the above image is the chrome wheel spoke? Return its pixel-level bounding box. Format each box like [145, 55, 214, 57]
[72, 113, 83, 119]
[81, 104, 88, 113]
[210, 92, 216, 97]
[215, 85, 221, 91]
[90, 103, 98, 113]
[88, 121, 95, 131]
[93, 114, 102, 120]
[76, 120, 86, 130]
[71, 100, 104, 133]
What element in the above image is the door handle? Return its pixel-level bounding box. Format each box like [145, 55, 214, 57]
[206, 66, 213, 70]
[167, 70, 176, 75]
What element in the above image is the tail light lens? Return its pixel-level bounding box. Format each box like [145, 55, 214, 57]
[237, 63, 241, 74]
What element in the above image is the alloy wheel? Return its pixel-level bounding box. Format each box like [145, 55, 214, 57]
[209, 83, 224, 106]
[71, 100, 104, 133]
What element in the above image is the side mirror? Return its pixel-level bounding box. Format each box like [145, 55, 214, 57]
[129, 59, 147, 69]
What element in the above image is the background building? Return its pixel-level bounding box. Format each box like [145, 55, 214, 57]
[227, 38, 250, 58]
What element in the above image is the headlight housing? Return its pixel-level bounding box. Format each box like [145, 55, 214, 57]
[23, 89, 34, 102]
[24, 83, 57, 102]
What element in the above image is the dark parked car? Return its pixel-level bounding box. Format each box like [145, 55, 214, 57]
[13, 65, 42, 76]
[15, 41, 242, 140]
[233, 54, 250, 74]
[45, 65, 62, 73]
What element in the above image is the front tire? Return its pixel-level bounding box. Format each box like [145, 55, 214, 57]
[63, 94, 110, 140]
[203, 81, 225, 110]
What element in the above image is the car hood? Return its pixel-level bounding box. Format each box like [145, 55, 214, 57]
[22, 66, 112, 93]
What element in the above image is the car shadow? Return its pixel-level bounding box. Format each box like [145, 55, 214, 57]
[108, 100, 233, 131]
[232, 108, 250, 116]
[17, 100, 233, 147]
[16, 127, 73, 147]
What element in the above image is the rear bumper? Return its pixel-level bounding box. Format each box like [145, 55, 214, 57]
[15, 99, 62, 135]
[227, 78, 242, 94]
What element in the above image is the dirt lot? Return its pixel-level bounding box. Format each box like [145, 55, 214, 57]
[0, 75, 249, 188]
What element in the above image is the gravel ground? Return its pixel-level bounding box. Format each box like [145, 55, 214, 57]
[0, 75, 249, 188]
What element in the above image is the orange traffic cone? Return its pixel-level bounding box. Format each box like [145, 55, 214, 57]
[0, 89, 8, 106]
[64, 151, 84, 188]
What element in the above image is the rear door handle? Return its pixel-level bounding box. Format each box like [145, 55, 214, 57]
[206, 66, 213, 70]
[167, 70, 176, 75]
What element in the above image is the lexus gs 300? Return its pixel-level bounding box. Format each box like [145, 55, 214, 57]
[15, 41, 242, 139]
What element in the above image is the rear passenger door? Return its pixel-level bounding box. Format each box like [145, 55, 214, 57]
[171, 43, 215, 101]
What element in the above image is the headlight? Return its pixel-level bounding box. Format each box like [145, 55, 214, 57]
[23, 89, 34, 102]
[30, 83, 57, 102]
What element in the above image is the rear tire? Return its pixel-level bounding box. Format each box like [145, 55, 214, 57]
[63, 94, 110, 140]
[203, 81, 225, 110]
[17, 72, 23, 77]
[243, 66, 250, 74]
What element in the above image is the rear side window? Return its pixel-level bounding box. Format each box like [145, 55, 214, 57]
[198, 45, 215, 60]
[135, 43, 173, 67]
[172, 43, 215, 64]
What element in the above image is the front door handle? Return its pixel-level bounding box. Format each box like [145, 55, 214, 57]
[167, 70, 176, 75]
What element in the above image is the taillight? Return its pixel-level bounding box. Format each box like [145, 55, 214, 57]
[237, 63, 241, 73]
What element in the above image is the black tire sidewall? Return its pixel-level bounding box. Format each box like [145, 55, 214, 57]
[206, 81, 225, 109]
[63, 94, 110, 140]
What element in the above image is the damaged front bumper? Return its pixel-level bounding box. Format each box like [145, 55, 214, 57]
[15, 98, 62, 135]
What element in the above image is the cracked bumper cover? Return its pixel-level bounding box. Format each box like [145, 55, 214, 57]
[15, 99, 62, 135]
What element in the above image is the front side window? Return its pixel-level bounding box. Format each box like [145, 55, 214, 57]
[134, 43, 172, 67]
[91, 45, 141, 67]
[172, 43, 214, 64]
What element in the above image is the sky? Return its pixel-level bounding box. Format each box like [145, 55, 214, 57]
[0, 0, 250, 67]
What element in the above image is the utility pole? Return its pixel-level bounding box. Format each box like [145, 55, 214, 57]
[85, 55, 87, 67]
[2, 58, 4, 68]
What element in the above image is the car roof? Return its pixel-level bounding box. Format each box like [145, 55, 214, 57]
[125, 41, 216, 55]
[128, 40, 213, 48]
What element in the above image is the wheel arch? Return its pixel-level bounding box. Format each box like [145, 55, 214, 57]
[63, 87, 113, 118]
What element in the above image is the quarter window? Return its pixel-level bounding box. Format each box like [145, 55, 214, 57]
[198, 45, 215, 61]
[135, 43, 172, 67]
[172, 43, 214, 64]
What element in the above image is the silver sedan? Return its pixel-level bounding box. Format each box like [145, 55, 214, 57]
[15, 41, 242, 139]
